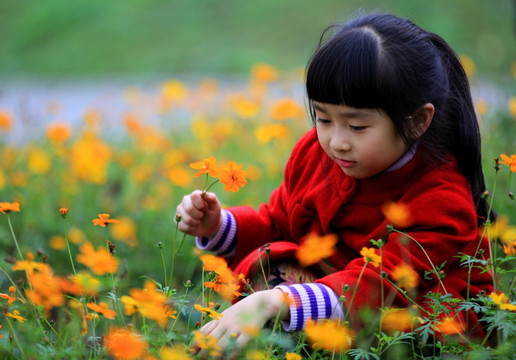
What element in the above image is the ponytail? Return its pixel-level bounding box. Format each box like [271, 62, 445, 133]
[428, 33, 492, 223]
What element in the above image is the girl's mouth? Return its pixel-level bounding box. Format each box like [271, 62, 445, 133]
[335, 158, 356, 168]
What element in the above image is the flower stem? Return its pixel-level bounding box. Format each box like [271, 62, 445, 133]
[5, 317, 25, 358]
[7, 215, 24, 261]
[344, 262, 367, 322]
[62, 217, 76, 275]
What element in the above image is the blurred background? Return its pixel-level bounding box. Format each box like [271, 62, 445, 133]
[0, 0, 514, 76]
[0, 0, 515, 286]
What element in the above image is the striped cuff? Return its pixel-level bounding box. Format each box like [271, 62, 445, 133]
[195, 209, 237, 257]
[275, 283, 345, 331]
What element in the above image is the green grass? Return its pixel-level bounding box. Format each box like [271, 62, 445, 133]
[0, 0, 514, 77]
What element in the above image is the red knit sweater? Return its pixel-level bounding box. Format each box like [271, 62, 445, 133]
[230, 128, 492, 330]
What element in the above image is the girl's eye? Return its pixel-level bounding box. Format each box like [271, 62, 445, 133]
[349, 125, 367, 131]
[316, 117, 331, 125]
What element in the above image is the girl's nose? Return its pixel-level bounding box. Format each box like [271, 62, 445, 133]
[329, 128, 351, 152]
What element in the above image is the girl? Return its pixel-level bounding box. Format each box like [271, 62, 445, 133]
[176, 13, 493, 357]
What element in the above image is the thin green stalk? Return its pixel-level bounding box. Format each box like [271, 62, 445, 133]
[62, 217, 76, 275]
[5, 317, 25, 358]
[343, 262, 367, 322]
[258, 250, 270, 290]
[159, 245, 167, 286]
[389, 228, 448, 294]
[7, 215, 24, 261]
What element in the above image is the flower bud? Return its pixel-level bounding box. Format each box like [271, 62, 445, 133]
[59, 207, 68, 218]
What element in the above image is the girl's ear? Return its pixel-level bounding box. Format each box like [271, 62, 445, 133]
[410, 103, 434, 139]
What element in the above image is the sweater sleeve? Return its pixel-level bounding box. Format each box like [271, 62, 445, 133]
[195, 210, 237, 258]
[276, 283, 345, 331]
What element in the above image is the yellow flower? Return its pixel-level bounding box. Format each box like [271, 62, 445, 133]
[459, 54, 475, 77]
[381, 308, 417, 334]
[159, 345, 191, 360]
[227, 94, 260, 118]
[304, 319, 354, 353]
[194, 302, 223, 320]
[110, 216, 138, 247]
[500, 153, 516, 172]
[391, 264, 419, 291]
[5, 309, 27, 322]
[509, 97, 516, 119]
[381, 201, 411, 227]
[219, 161, 248, 192]
[360, 247, 381, 267]
[161, 80, 188, 102]
[193, 331, 221, 357]
[246, 350, 268, 360]
[489, 291, 516, 311]
[296, 232, 338, 267]
[49, 235, 66, 250]
[254, 123, 290, 144]
[27, 149, 51, 174]
[285, 353, 303, 360]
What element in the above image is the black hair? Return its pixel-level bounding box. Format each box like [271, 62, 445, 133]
[306, 13, 492, 223]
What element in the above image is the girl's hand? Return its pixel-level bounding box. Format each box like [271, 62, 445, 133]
[193, 289, 289, 360]
[176, 190, 222, 238]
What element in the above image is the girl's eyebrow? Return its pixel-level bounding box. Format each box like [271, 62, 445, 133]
[312, 102, 372, 118]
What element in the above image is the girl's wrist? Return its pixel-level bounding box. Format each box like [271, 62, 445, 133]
[265, 289, 290, 321]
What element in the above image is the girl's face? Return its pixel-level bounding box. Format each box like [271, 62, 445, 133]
[313, 101, 408, 179]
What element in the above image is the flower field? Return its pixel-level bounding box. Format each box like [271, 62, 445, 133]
[0, 61, 515, 359]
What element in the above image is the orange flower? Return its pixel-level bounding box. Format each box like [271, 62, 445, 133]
[120, 280, 175, 327]
[87, 301, 117, 319]
[92, 213, 120, 227]
[500, 154, 516, 172]
[104, 327, 148, 360]
[194, 302, 223, 320]
[0, 110, 12, 131]
[251, 63, 279, 82]
[381, 308, 417, 334]
[0, 202, 20, 214]
[189, 156, 219, 178]
[200, 254, 241, 301]
[360, 247, 381, 267]
[269, 98, 305, 121]
[218, 161, 247, 192]
[391, 264, 419, 291]
[0, 286, 18, 304]
[435, 316, 463, 335]
[59, 208, 69, 217]
[76, 242, 119, 275]
[381, 201, 411, 227]
[46, 122, 72, 143]
[25, 264, 65, 313]
[296, 232, 338, 267]
[304, 319, 354, 353]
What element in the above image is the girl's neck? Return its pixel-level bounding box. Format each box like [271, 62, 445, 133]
[385, 141, 419, 173]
